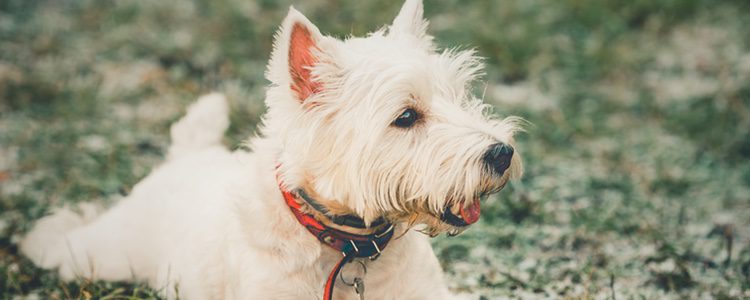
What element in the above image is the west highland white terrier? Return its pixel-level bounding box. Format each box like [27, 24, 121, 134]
[21, 0, 523, 299]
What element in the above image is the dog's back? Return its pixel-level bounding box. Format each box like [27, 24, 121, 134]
[21, 93, 245, 298]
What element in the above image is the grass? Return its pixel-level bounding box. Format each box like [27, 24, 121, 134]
[2, 0, 750, 298]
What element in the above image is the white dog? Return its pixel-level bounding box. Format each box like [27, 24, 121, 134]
[21, 0, 523, 299]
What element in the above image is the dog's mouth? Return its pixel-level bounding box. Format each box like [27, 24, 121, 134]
[440, 197, 482, 227]
[438, 180, 508, 228]
[385, 180, 512, 235]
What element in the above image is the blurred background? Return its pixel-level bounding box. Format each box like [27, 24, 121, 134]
[1, 0, 749, 298]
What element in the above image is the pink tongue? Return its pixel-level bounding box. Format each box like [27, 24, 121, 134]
[459, 199, 481, 224]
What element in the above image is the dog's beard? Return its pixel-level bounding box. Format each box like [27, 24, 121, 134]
[382, 176, 510, 237]
[386, 205, 476, 237]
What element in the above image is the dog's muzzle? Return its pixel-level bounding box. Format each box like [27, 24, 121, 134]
[440, 143, 514, 228]
[437, 143, 513, 227]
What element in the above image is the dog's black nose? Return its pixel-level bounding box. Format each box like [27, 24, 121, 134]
[484, 143, 514, 176]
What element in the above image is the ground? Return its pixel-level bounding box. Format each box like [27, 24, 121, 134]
[1, 0, 750, 299]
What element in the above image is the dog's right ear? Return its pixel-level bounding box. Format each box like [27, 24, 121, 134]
[389, 0, 433, 48]
[267, 7, 325, 103]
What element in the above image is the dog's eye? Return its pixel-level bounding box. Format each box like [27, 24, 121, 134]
[393, 108, 419, 128]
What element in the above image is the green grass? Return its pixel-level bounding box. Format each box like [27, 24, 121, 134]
[2, 0, 750, 298]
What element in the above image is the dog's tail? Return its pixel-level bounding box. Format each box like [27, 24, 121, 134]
[168, 93, 230, 158]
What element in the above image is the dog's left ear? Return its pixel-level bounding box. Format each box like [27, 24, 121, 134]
[267, 7, 327, 103]
[389, 0, 433, 48]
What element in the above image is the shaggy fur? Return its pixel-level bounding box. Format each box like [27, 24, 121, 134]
[21, 1, 523, 299]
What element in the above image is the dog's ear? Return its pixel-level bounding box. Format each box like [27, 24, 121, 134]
[389, 0, 433, 47]
[267, 7, 325, 102]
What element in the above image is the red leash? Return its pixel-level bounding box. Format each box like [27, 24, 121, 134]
[324, 254, 354, 300]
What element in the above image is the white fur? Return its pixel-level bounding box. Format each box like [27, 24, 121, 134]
[21, 1, 522, 299]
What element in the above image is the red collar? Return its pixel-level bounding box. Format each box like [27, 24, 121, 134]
[279, 185, 394, 299]
[280, 188, 394, 258]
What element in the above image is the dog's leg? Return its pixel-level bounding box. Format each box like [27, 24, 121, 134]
[367, 231, 470, 300]
[20, 202, 138, 281]
[21, 200, 154, 282]
[19, 203, 101, 271]
[402, 238, 457, 300]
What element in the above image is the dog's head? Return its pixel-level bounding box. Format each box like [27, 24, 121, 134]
[263, 0, 523, 235]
